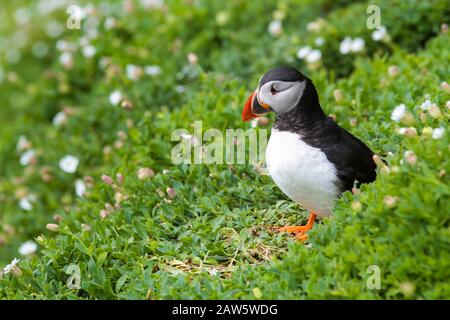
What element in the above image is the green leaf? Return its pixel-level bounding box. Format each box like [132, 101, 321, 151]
[115, 275, 128, 293]
[97, 252, 108, 268]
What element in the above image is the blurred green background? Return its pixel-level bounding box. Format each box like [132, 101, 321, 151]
[0, 0, 449, 299]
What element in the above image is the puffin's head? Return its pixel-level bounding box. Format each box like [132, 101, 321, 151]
[242, 66, 311, 121]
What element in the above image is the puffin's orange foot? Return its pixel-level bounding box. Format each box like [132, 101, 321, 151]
[277, 212, 317, 241]
[277, 225, 309, 233]
[295, 232, 308, 241]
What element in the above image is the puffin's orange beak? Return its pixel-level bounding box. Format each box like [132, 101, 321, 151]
[242, 90, 271, 122]
[242, 92, 258, 122]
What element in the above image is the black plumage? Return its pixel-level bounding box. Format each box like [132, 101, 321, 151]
[270, 67, 377, 193]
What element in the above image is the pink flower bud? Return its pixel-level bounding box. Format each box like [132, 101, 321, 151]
[121, 100, 133, 110]
[53, 214, 63, 222]
[104, 202, 115, 213]
[116, 173, 124, 184]
[101, 174, 114, 185]
[441, 82, 450, 94]
[137, 167, 155, 180]
[384, 195, 398, 208]
[404, 150, 417, 165]
[372, 155, 384, 167]
[46, 223, 59, 232]
[114, 192, 124, 204]
[333, 89, 343, 102]
[166, 187, 176, 199]
[100, 210, 108, 219]
[388, 65, 399, 78]
[187, 53, 198, 64]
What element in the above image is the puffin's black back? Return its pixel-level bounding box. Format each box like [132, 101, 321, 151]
[273, 69, 377, 192]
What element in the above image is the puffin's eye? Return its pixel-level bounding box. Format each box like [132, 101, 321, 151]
[271, 85, 278, 95]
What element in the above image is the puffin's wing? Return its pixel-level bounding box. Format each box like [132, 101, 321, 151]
[339, 128, 377, 185]
[318, 119, 377, 192]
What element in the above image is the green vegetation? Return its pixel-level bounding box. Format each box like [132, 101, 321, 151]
[0, 0, 449, 299]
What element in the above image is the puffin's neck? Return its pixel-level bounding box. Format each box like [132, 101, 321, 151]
[274, 81, 327, 133]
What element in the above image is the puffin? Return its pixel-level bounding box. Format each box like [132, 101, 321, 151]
[242, 66, 377, 241]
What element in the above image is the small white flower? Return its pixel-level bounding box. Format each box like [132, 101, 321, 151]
[59, 52, 73, 68]
[296, 46, 311, 59]
[351, 37, 365, 52]
[140, 0, 164, 9]
[187, 53, 198, 64]
[52, 111, 67, 127]
[83, 4, 95, 16]
[420, 99, 432, 110]
[372, 26, 387, 41]
[3, 258, 20, 274]
[104, 17, 116, 30]
[19, 198, 32, 211]
[126, 64, 143, 81]
[46, 21, 64, 38]
[109, 90, 123, 106]
[398, 128, 406, 135]
[59, 155, 79, 173]
[99, 57, 110, 69]
[305, 49, 322, 63]
[250, 119, 258, 128]
[56, 40, 74, 52]
[306, 19, 324, 32]
[79, 37, 89, 48]
[82, 45, 96, 58]
[432, 127, 445, 139]
[397, 127, 417, 137]
[17, 135, 30, 151]
[391, 104, 406, 122]
[144, 65, 162, 76]
[20, 149, 36, 166]
[14, 8, 31, 25]
[268, 20, 282, 36]
[339, 37, 352, 55]
[19, 194, 36, 211]
[315, 37, 325, 46]
[429, 104, 441, 118]
[340, 37, 365, 54]
[209, 268, 218, 276]
[18, 241, 37, 256]
[75, 179, 86, 197]
[175, 85, 186, 93]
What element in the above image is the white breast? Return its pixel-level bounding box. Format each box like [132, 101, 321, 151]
[266, 129, 340, 217]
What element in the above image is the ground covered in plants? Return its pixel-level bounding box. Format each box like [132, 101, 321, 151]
[0, 0, 449, 299]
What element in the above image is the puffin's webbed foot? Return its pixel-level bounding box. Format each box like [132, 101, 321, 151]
[277, 212, 317, 241]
